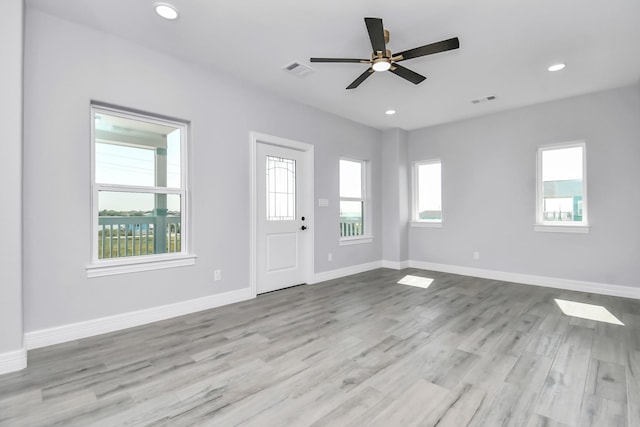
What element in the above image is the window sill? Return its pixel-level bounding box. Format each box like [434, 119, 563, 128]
[410, 221, 442, 228]
[339, 236, 374, 246]
[86, 253, 197, 278]
[534, 224, 590, 234]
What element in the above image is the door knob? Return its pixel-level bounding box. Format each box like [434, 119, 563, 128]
[301, 225, 307, 230]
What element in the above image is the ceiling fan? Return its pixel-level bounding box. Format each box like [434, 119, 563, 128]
[310, 17, 459, 89]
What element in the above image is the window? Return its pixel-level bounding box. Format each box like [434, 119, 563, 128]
[412, 160, 442, 226]
[339, 158, 370, 241]
[536, 142, 588, 233]
[88, 105, 194, 277]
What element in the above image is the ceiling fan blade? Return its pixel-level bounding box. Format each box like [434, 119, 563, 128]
[389, 64, 426, 85]
[310, 58, 369, 63]
[364, 17, 386, 53]
[346, 68, 374, 89]
[394, 37, 460, 62]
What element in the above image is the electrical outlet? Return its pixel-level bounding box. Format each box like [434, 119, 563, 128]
[214, 269, 222, 281]
[328, 253, 333, 262]
[473, 252, 480, 260]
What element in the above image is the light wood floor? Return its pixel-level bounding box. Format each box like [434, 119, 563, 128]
[1, 268, 639, 426]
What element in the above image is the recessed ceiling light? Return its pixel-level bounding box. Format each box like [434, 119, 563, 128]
[548, 63, 565, 72]
[155, 3, 179, 20]
[385, 109, 396, 115]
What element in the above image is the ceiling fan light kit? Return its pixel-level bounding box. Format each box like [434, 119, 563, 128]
[372, 59, 391, 72]
[310, 17, 459, 89]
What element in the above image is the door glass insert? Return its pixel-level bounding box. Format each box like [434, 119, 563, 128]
[266, 155, 296, 221]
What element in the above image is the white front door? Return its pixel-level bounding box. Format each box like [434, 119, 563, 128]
[256, 142, 309, 294]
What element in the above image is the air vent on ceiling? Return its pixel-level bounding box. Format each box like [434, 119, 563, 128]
[283, 61, 314, 78]
[471, 95, 497, 104]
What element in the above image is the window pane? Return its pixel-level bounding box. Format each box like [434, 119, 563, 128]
[340, 200, 364, 237]
[266, 156, 296, 220]
[94, 112, 181, 188]
[96, 142, 155, 187]
[97, 191, 181, 259]
[340, 159, 362, 198]
[417, 162, 442, 221]
[166, 129, 182, 188]
[542, 146, 582, 181]
[542, 146, 583, 222]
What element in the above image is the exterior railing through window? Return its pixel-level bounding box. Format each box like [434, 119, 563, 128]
[98, 216, 181, 259]
[340, 217, 363, 237]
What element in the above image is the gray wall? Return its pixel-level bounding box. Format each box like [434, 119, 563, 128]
[18, 5, 639, 342]
[0, 0, 24, 354]
[397, 131, 410, 262]
[23, 9, 382, 332]
[408, 84, 640, 287]
[381, 129, 409, 263]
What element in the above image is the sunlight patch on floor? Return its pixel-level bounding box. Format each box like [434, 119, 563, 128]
[554, 299, 624, 325]
[398, 275, 434, 289]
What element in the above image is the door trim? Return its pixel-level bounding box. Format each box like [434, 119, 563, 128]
[249, 131, 314, 297]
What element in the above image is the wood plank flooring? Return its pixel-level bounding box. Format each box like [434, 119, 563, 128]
[1, 268, 639, 426]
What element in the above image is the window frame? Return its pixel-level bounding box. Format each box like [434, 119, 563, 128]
[535, 141, 590, 233]
[411, 159, 443, 228]
[339, 157, 372, 244]
[87, 104, 195, 277]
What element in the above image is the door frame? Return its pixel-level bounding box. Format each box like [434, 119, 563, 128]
[249, 131, 315, 297]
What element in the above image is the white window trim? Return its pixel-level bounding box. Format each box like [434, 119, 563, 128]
[86, 253, 197, 278]
[339, 157, 373, 241]
[534, 224, 590, 234]
[535, 141, 589, 233]
[87, 104, 194, 277]
[339, 236, 374, 246]
[412, 159, 443, 225]
[410, 221, 443, 228]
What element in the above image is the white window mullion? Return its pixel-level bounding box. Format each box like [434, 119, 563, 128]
[95, 184, 183, 195]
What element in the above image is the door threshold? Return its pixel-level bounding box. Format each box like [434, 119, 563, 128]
[258, 283, 307, 295]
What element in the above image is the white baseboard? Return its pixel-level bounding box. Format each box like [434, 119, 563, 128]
[0, 348, 27, 375]
[24, 287, 255, 350]
[381, 260, 410, 270]
[409, 260, 640, 300]
[312, 261, 383, 284]
[314, 259, 640, 300]
[20, 259, 640, 354]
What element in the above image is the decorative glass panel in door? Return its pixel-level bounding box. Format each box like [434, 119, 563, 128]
[266, 156, 296, 221]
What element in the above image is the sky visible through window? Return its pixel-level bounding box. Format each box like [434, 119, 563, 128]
[97, 128, 181, 212]
[542, 146, 582, 181]
[418, 162, 441, 215]
[339, 159, 363, 225]
[541, 145, 583, 221]
[340, 160, 362, 199]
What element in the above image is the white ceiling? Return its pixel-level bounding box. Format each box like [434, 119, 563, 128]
[28, 0, 640, 130]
